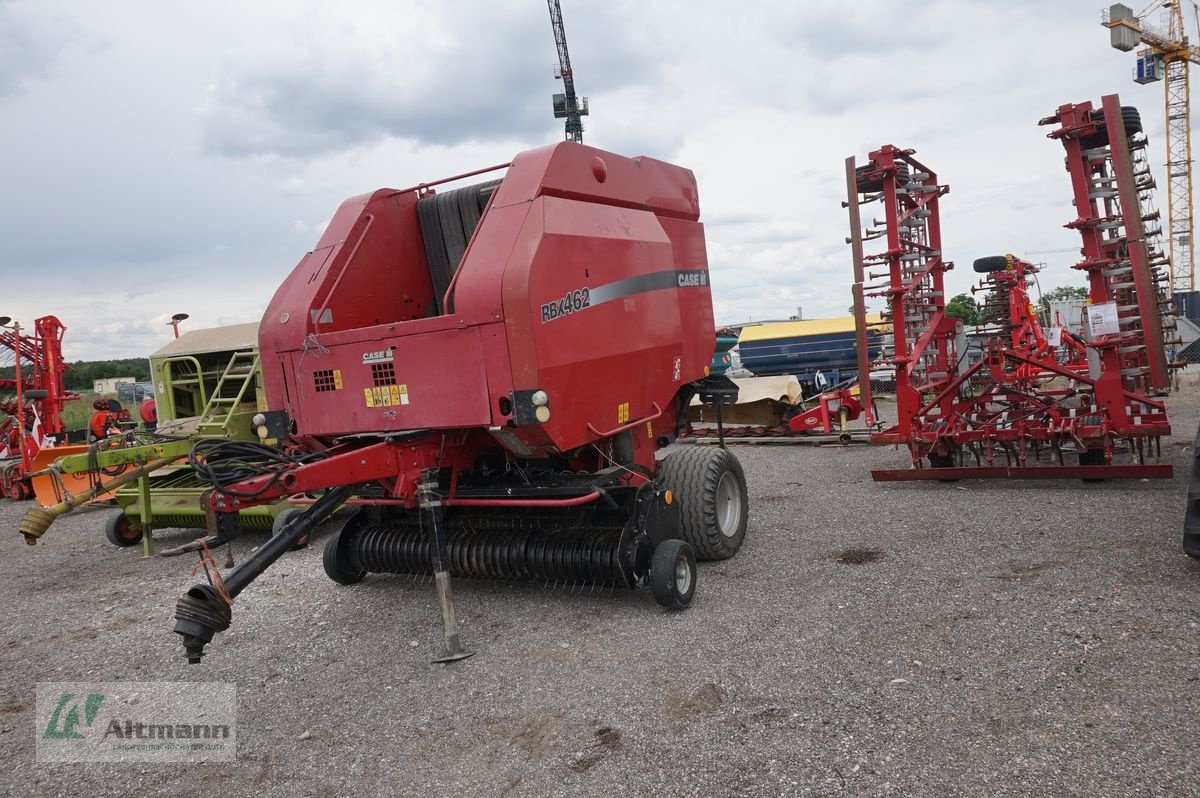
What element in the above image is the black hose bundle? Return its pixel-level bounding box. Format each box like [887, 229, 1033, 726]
[187, 438, 326, 498]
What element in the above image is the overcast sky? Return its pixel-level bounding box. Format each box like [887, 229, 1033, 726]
[0, 0, 1177, 360]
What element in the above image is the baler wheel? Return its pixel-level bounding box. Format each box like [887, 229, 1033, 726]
[272, 507, 311, 550]
[650, 539, 697, 610]
[973, 255, 1008, 273]
[659, 447, 748, 561]
[323, 513, 367, 585]
[6, 479, 26, 501]
[104, 511, 143, 548]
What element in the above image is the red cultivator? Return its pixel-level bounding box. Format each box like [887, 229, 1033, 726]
[847, 94, 1173, 481]
[0, 316, 80, 499]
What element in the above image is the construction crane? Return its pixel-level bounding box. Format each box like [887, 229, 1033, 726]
[547, 0, 588, 143]
[1104, 1, 1200, 295]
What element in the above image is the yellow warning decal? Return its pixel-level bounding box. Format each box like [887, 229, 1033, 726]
[364, 388, 374, 408]
[389, 384, 400, 405]
[646, 421, 653, 438]
[617, 402, 630, 424]
[398, 384, 410, 405]
[372, 387, 383, 406]
[333, 369, 343, 389]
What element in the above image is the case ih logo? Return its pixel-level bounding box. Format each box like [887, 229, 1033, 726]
[362, 350, 393, 364]
[676, 270, 707, 287]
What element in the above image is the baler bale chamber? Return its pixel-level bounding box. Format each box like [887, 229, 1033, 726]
[174, 142, 749, 663]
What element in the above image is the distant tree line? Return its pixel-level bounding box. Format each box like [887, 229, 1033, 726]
[0, 358, 150, 391]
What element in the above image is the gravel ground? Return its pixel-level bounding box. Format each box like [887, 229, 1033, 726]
[1, 393, 1199, 797]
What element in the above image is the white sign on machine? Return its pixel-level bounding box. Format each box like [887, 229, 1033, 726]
[1086, 301, 1120, 337]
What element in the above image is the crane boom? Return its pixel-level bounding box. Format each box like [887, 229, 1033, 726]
[547, 0, 588, 143]
[1105, 1, 1199, 294]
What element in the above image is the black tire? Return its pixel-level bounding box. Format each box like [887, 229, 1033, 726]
[928, 452, 955, 468]
[1078, 446, 1106, 482]
[272, 507, 310, 550]
[1082, 106, 1142, 148]
[1184, 530, 1200, 560]
[659, 447, 748, 561]
[104, 511, 143, 547]
[973, 255, 1008, 273]
[855, 162, 910, 194]
[650, 539, 697, 610]
[322, 516, 366, 585]
[927, 450, 960, 482]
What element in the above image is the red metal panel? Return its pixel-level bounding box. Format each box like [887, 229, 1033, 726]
[502, 195, 696, 452]
[491, 143, 700, 220]
[286, 325, 496, 438]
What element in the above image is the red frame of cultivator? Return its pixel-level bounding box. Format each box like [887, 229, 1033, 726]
[848, 111, 1171, 481]
[0, 316, 79, 499]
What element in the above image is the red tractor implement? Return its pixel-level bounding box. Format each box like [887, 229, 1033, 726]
[972, 255, 1090, 378]
[170, 142, 748, 663]
[847, 98, 1171, 481]
[0, 316, 84, 500]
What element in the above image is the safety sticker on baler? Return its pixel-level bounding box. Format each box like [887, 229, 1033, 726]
[364, 384, 409, 407]
[617, 402, 630, 424]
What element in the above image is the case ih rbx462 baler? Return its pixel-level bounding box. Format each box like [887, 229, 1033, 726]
[170, 142, 748, 663]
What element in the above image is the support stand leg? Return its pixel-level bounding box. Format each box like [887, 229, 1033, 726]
[419, 470, 474, 664]
[715, 401, 726, 450]
[138, 473, 155, 558]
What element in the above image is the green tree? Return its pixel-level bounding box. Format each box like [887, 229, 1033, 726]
[1039, 285, 1088, 314]
[944, 293, 979, 326]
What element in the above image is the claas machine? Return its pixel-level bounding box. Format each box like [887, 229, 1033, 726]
[168, 142, 749, 663]
[20, 323, 302, 555]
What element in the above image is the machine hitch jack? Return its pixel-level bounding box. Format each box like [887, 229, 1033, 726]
[419, 470, 474, 664]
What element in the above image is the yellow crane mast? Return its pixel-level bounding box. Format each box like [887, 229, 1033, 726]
[1104, 1, 1200, 294]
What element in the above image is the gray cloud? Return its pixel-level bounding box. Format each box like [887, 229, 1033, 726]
[197, 3, 660, 158]
[0, 1, 75, 96]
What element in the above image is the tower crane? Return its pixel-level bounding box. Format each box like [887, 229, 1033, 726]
[546, 0, 588, 143]
[1104, 1, 1200, 295]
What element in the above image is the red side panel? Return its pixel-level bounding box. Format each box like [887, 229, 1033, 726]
[500, 195, 711, 451]
[283, 325, 496, 436]
[260, 188, 435, 414]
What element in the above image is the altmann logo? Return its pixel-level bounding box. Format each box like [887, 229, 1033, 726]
[103, 720, 231, 741]
[37, 681, 237, 763]
[43, 693, 104, 740]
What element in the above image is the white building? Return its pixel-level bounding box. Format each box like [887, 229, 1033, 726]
[93, 377, 136, 394]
